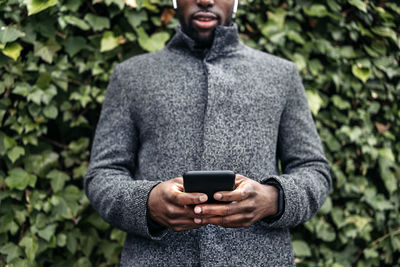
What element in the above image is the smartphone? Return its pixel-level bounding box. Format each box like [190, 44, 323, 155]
[183, 170, 235, 204]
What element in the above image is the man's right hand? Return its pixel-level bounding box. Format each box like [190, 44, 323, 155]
[147, 177, 208, 232]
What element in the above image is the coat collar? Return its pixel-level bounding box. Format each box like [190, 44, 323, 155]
[166, 23, 240, 60]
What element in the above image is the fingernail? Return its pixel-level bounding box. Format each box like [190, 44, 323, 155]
[215, 193, 222, 200]
[194, 206, 202, 214]
[199, 195, 207, 202]
[194, 218, 201, 224]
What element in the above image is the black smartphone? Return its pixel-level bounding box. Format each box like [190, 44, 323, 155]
[183, 170, 235, 204]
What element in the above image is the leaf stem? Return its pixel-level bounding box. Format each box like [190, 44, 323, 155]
[352, 226, 400, 263]
[39, 136, 69, 150]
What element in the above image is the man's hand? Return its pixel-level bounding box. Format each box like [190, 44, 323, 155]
[147, 177, 209, 232]
[192, 174, 278, 228]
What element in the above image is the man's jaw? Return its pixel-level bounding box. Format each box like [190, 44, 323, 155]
[186, 11, 221, 46]
[178, 9, 234, 47]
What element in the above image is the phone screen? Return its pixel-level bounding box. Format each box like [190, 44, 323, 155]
[183, 170, 235, 203]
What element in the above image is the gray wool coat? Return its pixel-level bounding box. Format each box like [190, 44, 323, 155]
[84, 23, 332, 266]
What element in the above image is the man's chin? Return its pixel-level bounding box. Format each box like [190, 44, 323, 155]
[193, 31, 215, 46]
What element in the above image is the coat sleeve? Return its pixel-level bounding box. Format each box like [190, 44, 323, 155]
[260, 64, 332, 229]
[84, 65, 167, 240]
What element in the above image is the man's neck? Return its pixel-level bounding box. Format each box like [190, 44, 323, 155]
[181, 21, 234, 50]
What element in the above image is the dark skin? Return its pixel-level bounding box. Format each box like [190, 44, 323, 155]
[148, 174, 278, 231]
[176, 0, 234, 46]
[147, 0, 279, 231]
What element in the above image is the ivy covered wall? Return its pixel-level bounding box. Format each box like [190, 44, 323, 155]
[0, 0, 399, 266]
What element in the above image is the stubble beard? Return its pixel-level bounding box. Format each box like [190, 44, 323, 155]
[177, 11, 233, 47]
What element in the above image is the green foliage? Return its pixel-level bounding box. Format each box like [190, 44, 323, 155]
[0, 0, 399, 266]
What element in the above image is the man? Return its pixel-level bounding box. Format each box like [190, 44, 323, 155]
[84, 0, 332, 265]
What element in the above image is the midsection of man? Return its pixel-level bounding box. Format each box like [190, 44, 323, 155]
[84, 0, 331, 266]
[116, 43, 287, 184]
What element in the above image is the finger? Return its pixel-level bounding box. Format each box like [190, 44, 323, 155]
[194, 202, 246, 216]
[214, 185, 252, 202]
[234, 174, 246, 185]
[171, 176, 184, 184]
[164, 203, 210, 219]
[183, 205, 217, 218]
[167, 191, 208, 206]
[164, 204, 218, 220]
[164, 204, 187, 219]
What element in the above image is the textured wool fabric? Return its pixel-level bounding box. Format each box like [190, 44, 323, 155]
[84, 23, 332, 266]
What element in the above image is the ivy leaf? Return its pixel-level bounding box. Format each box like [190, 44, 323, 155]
[319, 197, 332, 214]
[42, 85, 57, 105]
[24, 0, 58, 16]
[315, 220, 336, 242]
[0, 214, 19, 235]
[76, 257, 93, 267]
[378, 147, 395, 162]
[24, 150, 59, 178]
[303, 4, 328, 17]
[306, 90, 323, 115]
[332, 95, 351, 110]
[65, 230, 79, 254]
[73, 163, 88, 179]
[19, 235, 38, 262]
[81, 232, 98, 256]
[110, 228, 126, 246]
[125, 9, 148, 28]
[13, 83, 31, 97]
[339, 125, 363, 143]
[292, 53, 307, 71]
[70, 87, 92, 107]
[43, 105, 58, 119]
[5, 168, 37, 190]
[86, 213, 109, 231]
[7, 146, 25, 163]
[69, 138, 89, 153]
[100, 31, 119, 52]
[56, 233, 67, 247]
[84, 14, 110, 31]
[137, 28, 169, 52]
[3, 135, 17, 150]
[1, 42, 23, 61]
[104, 0, 124, 9]
[345, 216, 370, 230]
[0, 243, 23, 262]
[98, 241, 119, 261]
[64, 36, 87, 57]
[339, 46, 358, 59]
[46, 170, 70, 192]
[292, 240, 311, 257]
[348, 0, 367, 13]
[364, 248, 379, 259]
[287, 31, 305, 45]
[63, 15, 90, 31]
[38, 223, 57, 241]
[371, 27, 397, 43]
[34, 39, 61, 63]
[35, 73, 51, 90]
[267, 9, 286, 29]
[378, 148, 397, 194]
[0, 27, 25, 44]
[135, 0, 143, 8]
[352, 64, 371, 83]
[0, 110, 5, 126]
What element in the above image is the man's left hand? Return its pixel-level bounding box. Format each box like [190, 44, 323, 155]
[192, 174, 278, 228]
